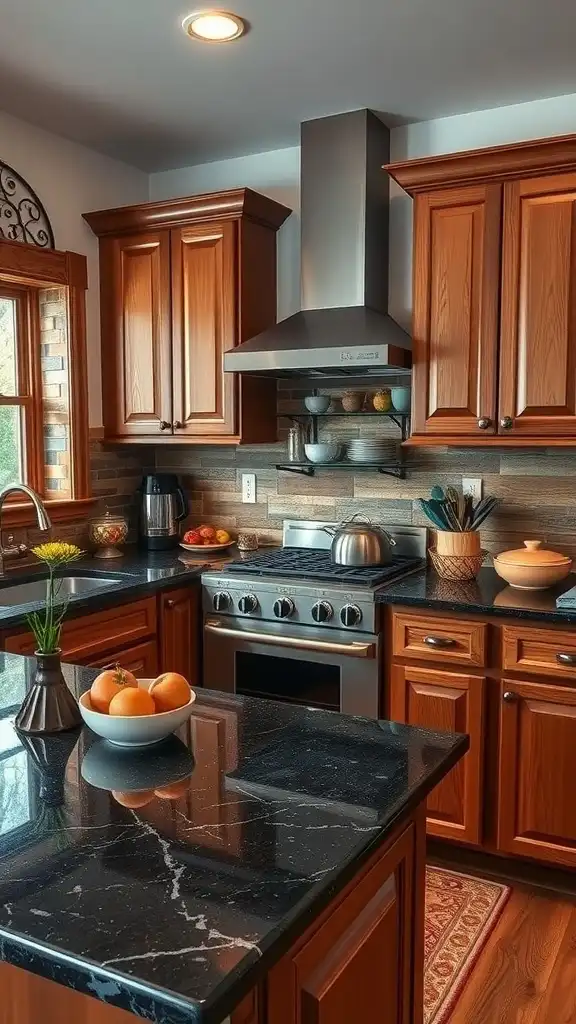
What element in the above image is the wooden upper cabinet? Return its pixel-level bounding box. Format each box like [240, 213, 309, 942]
[499, 172, 576, 436]
[103, 231, 172, 438]
[171, 222, 236, 436]
[497, 677, 576, 868]
[411, 185, 501, 436]
[84, 189, 291, 444]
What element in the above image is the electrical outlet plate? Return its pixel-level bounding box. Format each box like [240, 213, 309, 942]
[241, 473, 256, 504]
[462, 478, 482, 502]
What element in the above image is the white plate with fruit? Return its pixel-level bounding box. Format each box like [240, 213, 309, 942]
[180, 524, 234, 551]
[79, 667, 196, 747]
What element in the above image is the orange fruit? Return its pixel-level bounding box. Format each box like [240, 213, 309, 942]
[112, 789, 155, 808]
[149, 672, 191, 713]
[90, 666, 138, 714]
[108, 687, 156, 717]
[154, 776, 191, 800]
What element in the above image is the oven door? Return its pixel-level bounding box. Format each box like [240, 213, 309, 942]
[203, 616, 381, 718]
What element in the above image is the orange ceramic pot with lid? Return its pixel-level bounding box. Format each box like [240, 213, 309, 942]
[493, 540, 572, 590]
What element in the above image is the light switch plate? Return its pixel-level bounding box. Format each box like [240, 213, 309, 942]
[241, 473, 256, 504]
[462, 477, 482, 502]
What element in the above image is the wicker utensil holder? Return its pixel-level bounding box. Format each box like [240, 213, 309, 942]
[429, 548, 486, 582]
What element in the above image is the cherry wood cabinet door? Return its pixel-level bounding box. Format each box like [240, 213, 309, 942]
[390, 665, 485, 845]
[267, 824, 416, 1024]
[87, 640, 159, 676]
[499, 172, 576, 436]
[159, 586, 200, 685]
[411, 184, 501, 437]
[497, 677, 576, 868]
[171, 221, 237, 437]
[103, 231, 172, 437]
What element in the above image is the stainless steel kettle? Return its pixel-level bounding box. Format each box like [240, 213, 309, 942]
[323, 516, 396, 566]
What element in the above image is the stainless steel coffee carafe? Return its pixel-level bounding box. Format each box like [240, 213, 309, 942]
[137, 474, 187, 550]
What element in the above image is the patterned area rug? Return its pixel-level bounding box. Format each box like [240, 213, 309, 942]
[424, 867, 511, 1024]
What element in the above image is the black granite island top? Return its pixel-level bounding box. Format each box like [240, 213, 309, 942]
[375, 566, 576, 624]
[0, 653, 467, 1024]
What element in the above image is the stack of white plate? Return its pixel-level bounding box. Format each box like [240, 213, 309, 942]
[346, 438, 396, 463]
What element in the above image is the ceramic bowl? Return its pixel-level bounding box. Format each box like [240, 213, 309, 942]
[79, 679, 196, 748]
[391, 387, 411, 414]
[304, 395, 331, 414]
[304, 442, 341, 463]
[493, 558, 572, 590]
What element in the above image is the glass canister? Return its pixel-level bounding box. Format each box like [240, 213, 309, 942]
[88, 510, 129, 559]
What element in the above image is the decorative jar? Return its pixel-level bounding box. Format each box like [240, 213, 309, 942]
[88, 510, 128, 558]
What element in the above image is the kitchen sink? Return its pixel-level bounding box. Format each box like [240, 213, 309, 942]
[0, 575, 124, 606]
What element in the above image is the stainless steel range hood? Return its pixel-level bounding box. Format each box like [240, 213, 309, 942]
[224, 109, 411, 379]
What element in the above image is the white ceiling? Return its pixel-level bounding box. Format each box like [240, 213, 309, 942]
[2, 0, 576, 171]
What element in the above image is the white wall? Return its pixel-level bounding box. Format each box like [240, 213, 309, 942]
[151, 147, 301, 323]
[0, 111, 149, 425]
[388, 91, 576, 330]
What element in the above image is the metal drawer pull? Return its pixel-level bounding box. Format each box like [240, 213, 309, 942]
[205, 620, 375, 658]
[557, 652, 576, 666]
[423, 636, 456, 649]
[503, 691, 518, 703]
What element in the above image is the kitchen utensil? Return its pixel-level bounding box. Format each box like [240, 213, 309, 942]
[78, 679, 197, 748]
[304, 442, 341, 463]
[493, 540, 572, 590]
[88, 510, 128, 559]
[418, 499, 450, 530]
[470, 496, 498, 530]
[390, 387, 411, 413]
[429, 548, 486, 582]
[421, 487, 498, 533]
[137, 474, 188, 551]
[287, 423, 308, 461]
[304, 395, 331, 414]
[341, 391, 365, 412]
[323, 516, 396, 566]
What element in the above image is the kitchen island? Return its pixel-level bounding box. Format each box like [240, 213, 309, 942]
[0, 653, 467, 1024]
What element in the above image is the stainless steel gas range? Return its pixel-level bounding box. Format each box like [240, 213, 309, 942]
[202, 521, 427, 718]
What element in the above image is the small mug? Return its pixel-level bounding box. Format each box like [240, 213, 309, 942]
[237, 531, 258, 551]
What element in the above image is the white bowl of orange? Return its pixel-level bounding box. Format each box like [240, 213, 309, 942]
[79, 668, 196, 748]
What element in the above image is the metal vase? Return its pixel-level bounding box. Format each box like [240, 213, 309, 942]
[15, 651, 82, 735]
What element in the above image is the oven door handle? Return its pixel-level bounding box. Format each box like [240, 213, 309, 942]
[204, 620, 376, 659]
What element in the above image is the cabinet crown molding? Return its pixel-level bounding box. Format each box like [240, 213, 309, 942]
[386, 132, 576, 194]
[83, 186, 292, 236]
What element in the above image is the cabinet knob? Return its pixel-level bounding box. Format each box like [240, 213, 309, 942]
[159, 420, 171, 431]
[477, 417, 491, 430]
[423, 635, 456, 648]
[502, 690, 518, 703]
[173, 420, 183, 430]
[557, 652, 576, 666]
[500, 416, 513, 430]
[166, 599, 175, 609]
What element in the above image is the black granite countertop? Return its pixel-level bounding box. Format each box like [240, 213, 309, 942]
[0, 654, 466, 1024]
[0, 547, 242, 630]
[375, 567, 576, 624]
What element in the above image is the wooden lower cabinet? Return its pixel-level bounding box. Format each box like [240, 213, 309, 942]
[159, 587, 199, 684]
[390, 665, 485, 845]
[497, 677, 576, 868]
[87, 640, 159, 676]
[267, 822, 418, 1024]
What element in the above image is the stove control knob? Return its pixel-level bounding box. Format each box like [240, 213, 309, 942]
[312, 600, 333, 623]
[238, 594, 259, 614]
[212, 591, 231, 612]
[340, 604, 362, 628]
[273, 597, 295, 619]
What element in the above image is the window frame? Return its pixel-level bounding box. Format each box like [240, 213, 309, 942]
[0, 238, 94, 527]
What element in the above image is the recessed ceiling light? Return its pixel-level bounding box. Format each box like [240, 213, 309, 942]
[182, 10, 246, 42]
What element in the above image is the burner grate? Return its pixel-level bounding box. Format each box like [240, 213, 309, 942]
[224, 549, 425, 587]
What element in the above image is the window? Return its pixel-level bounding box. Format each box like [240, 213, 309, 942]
[0, 239, 92, 526]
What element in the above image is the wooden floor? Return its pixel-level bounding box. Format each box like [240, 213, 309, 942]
[449, 883, 576, 1023]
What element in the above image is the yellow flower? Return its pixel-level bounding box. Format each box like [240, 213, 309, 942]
[32, 542, 83, 566]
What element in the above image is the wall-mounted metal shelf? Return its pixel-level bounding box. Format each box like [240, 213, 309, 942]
[276, 461, 406, 479]
[278, 409, 411, 443]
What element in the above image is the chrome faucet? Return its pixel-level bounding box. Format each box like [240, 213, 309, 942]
[0, 484, 52, 575]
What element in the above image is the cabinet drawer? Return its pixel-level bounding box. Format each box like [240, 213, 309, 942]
[392, 612, 487, 667]
[502, 624, 576, 679]
[86, 640, 159, 677]
[4, 598, 157, 659]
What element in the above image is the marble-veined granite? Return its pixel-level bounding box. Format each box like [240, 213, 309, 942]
[375, 567, 576, 623]
[0, 653, 466, 1024]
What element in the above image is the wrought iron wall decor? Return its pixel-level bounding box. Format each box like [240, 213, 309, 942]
[0, 161, 54, 248]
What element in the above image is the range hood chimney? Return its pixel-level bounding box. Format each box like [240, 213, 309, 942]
[224, 109, 411, 378]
